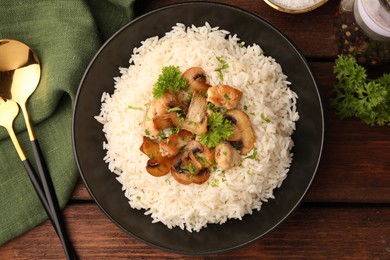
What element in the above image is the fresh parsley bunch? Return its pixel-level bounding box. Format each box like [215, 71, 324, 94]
[153, 66, 187, 98]
[200, 112, 233, 148]
[331, 55, 390, 126]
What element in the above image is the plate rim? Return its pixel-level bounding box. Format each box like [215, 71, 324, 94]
[72, 1, 324, 255]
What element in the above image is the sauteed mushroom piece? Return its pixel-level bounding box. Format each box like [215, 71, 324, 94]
[224, 109, 256, 155]
[171, 167, 211, 185]
[170, 140, 214, 185]
[140, 136, 173, 176]
[144, 93, 179, 138]
[153, 114, 172, 130]
[207, 85, 242, 109]
[154, 92, 179, 115]
[186, 140, 215, 168]
[159, 130, 193, 158]
[215, 142, 241, 170]
[169, 109, 184, 127]
[177, 67, 211, 113]
[182, 67, 211, 95]
[181, 91, 208, 135]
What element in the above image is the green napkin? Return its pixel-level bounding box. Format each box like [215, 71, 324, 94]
[0, 0, 135, 245]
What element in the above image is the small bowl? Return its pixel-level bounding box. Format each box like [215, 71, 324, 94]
[264, 0, 328, 14]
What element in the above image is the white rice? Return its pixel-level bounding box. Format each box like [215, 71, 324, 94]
[95, 23, 299, 232]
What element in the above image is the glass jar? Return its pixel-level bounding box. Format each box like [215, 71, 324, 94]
[334, 0, 390, 66]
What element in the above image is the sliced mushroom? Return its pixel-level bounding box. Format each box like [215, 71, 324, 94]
[153, 114, 172, 130]
[181, 91, 208, 135]
[224, 109, 256, 155]
[144, 102, 160, 138]
[140, 136, 173, 177]
[171, 166, 210, 185]
[186, 140, 215, 168]
[215, 142, 241, 170]
[159, 130, 193, 158]
[169, 109, 184, 127]
[170, 140, 214, 185]
[154, 92, 179, 115]
[144, 92, 179, 138]
[207, 85, 242, 109]
[182, 67, 211, 95]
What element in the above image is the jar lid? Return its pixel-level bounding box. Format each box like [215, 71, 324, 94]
[354, 0, 390, 41]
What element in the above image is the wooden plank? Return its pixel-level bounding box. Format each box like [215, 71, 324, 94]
[133, 0, 339, 58]
[306, 62, 390, 203]
[0, 203, 389, 259]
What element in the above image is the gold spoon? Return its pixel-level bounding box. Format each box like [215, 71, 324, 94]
[0, 98, 56, 227]
[0, 39, 77, 260]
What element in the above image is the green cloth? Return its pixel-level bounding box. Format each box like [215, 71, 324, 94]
[0, 0, 135, 245]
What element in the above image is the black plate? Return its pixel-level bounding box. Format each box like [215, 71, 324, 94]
[72, 2, 323, 255]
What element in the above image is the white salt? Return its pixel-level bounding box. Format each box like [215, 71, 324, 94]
[271, 0, 322, 9]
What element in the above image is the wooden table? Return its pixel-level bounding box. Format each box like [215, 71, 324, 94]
[1, 0, 389, 259]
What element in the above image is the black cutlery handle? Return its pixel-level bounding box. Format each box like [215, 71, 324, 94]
[31, 139, 77, 260]
[22, 158, 55, 226]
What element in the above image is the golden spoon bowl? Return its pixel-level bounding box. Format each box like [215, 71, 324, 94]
[0, 39, 40, 140]
[0, 98, 26, 160]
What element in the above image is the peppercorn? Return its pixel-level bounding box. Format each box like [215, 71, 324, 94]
[333, 9, 390, 66]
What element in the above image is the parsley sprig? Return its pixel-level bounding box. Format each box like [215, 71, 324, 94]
[330, 55, 390, 126]
[200, 112, 234, 148]
[153, 66, 187, 98]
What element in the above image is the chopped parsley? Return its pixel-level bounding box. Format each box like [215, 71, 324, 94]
[166, 126, 180, 137]
[128, 105, 142, 110]
[188, 164, 197, 174]
[158, 129, 165, 140]
[215, 56, 229, 81]
[200, 112, 234, 148]
[153, 66, 187, 98]
[243, 147, 258, 160]
[166, 106, 182, 113]
[207, 102, 227, 114]
[261, 113, 271, 123]
[209, 178, 219, 187]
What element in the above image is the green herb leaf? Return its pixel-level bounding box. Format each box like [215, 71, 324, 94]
[200, 112, 234, 148]
[243, 147, 258, 160]
[128, 105, 142, 110]
[209, 179, 219, 187]
[188, 164, 197, 174]
[215, 56, 229, 81]
[168, 126, 180, 136]
[153, 66, 187, 98]
[330, 55, 390, 126]
[261, 113, 271, 123]
[158, 129, 165, 140]
[166, 106, 182, 113]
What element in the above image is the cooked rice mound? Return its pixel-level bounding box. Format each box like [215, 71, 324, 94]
[95, 23, 299, 232]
